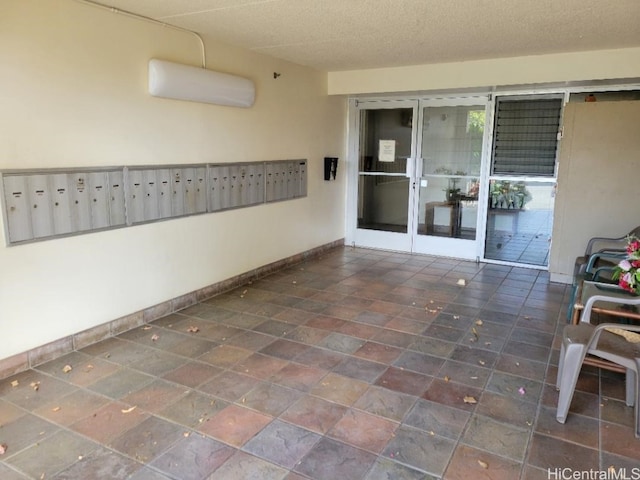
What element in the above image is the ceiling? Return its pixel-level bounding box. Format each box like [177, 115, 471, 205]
[93, 0, 640, 72]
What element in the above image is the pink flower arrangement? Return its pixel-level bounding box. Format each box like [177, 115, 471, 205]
[613, 236, 640, 294]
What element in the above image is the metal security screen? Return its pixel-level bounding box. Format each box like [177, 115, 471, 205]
[491, 97, 562, 176]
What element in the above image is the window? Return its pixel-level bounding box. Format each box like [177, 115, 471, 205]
[491, 97, 562, 176]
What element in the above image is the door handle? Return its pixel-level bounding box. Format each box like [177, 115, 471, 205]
[405, 159, 414, 178]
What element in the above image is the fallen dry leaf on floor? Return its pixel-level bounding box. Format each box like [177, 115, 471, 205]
[478, 360, 486, 366]
[475, 319, 483, 326]
[10, 380, 18, 387]
[30, 381, 40, 391]
[121, 406, 137, 414]
[470, 328, 478, 342]
[52, 407, 61, 412]
[478, 460, 488, 469]
[62, 365, 72, 373]
[444, 376, 450, 382]
[463, 396, 477, 404]
[187, 326, 199, 333]
[0, 444, 7, 455]
[151, 334, 159, 342]
[453, 315, 460, 320]
[142, 325, 152, 330]
[456, 279, 466, 286]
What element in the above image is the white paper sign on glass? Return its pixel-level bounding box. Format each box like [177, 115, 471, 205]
[378, 140, 396, 163]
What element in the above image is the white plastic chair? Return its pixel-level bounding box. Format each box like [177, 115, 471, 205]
[556, 291, 640, 437]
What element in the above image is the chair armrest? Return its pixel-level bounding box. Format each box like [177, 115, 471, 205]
[588, 322, 640, 349]
[581, 291, 640, 323]
[591, 266, 616, 281]
[585, 251, 626, 273]
[584, 236, 626, 256]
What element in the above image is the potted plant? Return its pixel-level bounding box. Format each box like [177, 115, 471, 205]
[489, 180, 531, 209]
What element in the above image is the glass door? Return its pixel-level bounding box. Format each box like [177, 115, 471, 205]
[483, 95, 563, 267]
[352, 100, 419, 251]
[412, 98, 489, 259]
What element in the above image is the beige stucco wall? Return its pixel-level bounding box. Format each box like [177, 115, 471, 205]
[0, 0, 346, 359]
[328, 47, 640, 95]
[549, 100, 640, 283]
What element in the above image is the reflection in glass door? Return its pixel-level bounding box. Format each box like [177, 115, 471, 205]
[412, 99, 488, 259]
[484, 179, 555, 266]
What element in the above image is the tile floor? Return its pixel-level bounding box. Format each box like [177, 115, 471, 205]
[1, 247, 639, 479]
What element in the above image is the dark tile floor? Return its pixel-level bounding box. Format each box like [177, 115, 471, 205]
[1, 247, 638, 479]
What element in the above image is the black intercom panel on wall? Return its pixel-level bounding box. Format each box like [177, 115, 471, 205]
[324, 157, 338, 181]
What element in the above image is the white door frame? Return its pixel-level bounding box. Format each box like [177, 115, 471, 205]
[346, 95, 492, 260]
[411, 95, 491, 260]
[346, 98, 420, 252]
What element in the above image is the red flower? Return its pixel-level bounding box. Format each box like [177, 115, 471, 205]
[619, 279, 633, 292]
[627, 241, 640, 254]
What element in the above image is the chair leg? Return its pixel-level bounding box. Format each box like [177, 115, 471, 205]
[635, 359, 640, 438]
[556, 342, 566, 391]
[556, 342, 587, 424]
[625, 368, 636, 407]
[566, 284, 578, 323]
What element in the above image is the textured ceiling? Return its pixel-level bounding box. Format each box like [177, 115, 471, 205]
[91, 0, 640, 71]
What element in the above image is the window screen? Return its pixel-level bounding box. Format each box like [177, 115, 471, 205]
[491, 97, 562, 176]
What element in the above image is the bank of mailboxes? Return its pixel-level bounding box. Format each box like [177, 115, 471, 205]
[1, 160, 307, 244]
[126, 167, 207, 224]
[209, 163, 265, 211]
[2, 170, 126, 243]
[265, 160, 307, 202]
